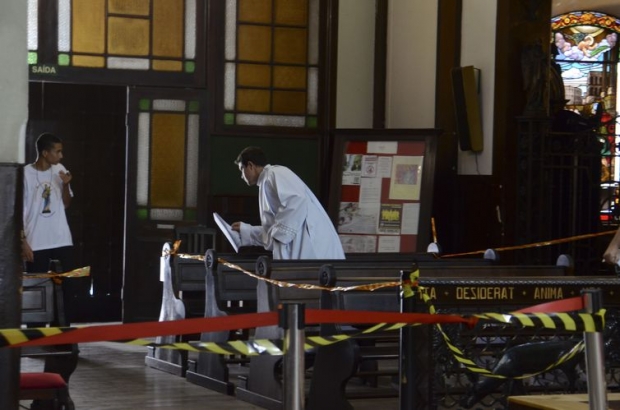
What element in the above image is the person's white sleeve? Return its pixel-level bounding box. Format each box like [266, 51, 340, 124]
[239, 222, 274, 250]
[264, 172, 308, 245]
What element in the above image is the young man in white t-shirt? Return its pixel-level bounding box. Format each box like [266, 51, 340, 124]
[22, 132, 74, 277]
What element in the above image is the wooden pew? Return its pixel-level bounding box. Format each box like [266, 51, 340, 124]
[22, 275, 79, 409]
[185, 250, 265, 394]
[235, 255, 445, 410]
[236, 255, 574, 410]
[146, 242, 215, 376]
[185, 251, 477, 394]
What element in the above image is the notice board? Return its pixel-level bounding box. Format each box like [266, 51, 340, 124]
[328, 129, 440, 253]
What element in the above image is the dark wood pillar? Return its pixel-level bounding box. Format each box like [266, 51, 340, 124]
[0, 164, 23, 410]
[493, 0, 552, 259]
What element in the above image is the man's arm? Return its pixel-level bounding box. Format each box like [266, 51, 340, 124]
[59, 170, 72, 208]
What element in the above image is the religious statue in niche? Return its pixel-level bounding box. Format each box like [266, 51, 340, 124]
[521, 39, 549, 116]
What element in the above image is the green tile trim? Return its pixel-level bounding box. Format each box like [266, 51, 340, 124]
[58, 54, 70, 66]
[137, 208, 148, 220]
[306, 116, 318, 128]
[28, 52, 38, 65]
[224, 113, 235, 125]
[184, 209, 197, 221]
[185, 61, 195, 73]
[139, 99, 151, 111]
[188, 101, 200, 112]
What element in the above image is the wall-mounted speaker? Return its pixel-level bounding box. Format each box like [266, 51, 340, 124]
[451, 66, 483, 152]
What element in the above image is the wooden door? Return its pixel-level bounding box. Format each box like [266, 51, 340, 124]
[27, 83, 126, 322]
[124, 87, 208, 323]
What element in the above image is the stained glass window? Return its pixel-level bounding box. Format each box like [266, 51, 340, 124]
[136, 98, 200, 222]
[551, 11, 620, 223]
[28, 0, 198, 74]
[223, 0, 320, 128]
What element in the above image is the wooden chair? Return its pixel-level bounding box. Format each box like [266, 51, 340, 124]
[20, 372, 74, 410]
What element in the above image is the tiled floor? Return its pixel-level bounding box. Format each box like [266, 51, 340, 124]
[20, 340, 399, 410]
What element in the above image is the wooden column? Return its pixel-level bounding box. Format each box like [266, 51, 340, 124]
[0, 164, 22, 410]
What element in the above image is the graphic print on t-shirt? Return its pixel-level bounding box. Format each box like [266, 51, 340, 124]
[41, 183, 51, 213]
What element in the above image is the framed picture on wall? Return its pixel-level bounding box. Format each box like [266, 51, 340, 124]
[328, 129, 440, 254]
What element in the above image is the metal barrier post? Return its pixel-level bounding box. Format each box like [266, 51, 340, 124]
[282, 303, 305, 410]
[582, 289, 607, 410]
[400, 267, 427, 410]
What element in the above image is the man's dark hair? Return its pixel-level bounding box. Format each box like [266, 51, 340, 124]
[36, 133, 62, 155]
[235, 146, 268, 167]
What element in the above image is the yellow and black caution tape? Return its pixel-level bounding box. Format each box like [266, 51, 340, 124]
[403, 268, 603, 379]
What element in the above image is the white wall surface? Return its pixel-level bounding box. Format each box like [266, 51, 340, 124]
[336, 0, 375, 128]
[0, 1, 27, 163]
[457, 0, 497, 175]
[385, 0, 438, 128]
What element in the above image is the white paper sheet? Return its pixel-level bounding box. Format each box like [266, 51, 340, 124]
[213, 212, 241, 252]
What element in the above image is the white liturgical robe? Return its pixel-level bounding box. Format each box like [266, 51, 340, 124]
[239, 165, 345, 259]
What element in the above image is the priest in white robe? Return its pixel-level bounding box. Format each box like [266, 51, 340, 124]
[231, 147, 345, 260]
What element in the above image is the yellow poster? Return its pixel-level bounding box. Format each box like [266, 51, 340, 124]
[389, 156, 423, 200]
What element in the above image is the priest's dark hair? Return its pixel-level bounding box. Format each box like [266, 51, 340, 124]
[235, 146, 268, 167]
[36, 132, 63, 155]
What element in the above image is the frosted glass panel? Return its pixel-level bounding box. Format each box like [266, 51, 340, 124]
[237, 114, 305, 127]
[185, 0, 197, 59]
[27, 0, 38, 50]
[185, 114, 199, 207]
[224, 63, 236, 110]
[107, 57, 150, 70]
[307, 67, 318, 114]
[150, 209, 184, 221]
[58, 0, 71, 52]
[225, 0, 237, 60]
[153, 99, 187, 112]
[136, 113, 151, 206]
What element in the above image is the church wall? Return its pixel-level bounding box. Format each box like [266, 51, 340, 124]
[336, 0, 375, 128]
[0, 1, 28, 163]
[456, 0, 497, 176]
[385, 0, 438, 128]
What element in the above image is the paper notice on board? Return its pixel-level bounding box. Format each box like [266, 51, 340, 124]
[342, 153, 363, 185]
[359, 177, 381, 203]
[339, 235, 377, 253]
[401, 203, 420, 234]
[389, 156, 423, 200]
[367, 141, 398, 154]
[377, 156, 393, 178]
[378, 203, 402, 235]
[361, 155, 378, 178]
[338, 202, 379, 234]
[378, 236, 400, 252]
